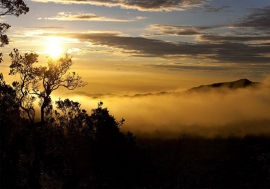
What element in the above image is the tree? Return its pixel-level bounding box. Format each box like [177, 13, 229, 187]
[1, 1, 30, 187]
[9, 49, 86, 123]
[9, 49, 39, 123]
[0, 73, 19, 121]
[0, 23, 10, 47]
[0, 0, 29, 16]
[0, 0, 29, 61]
[54, 98, 93, 137]
[36, 54, 86, 123]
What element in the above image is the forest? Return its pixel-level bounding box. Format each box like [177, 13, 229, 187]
[1, 1, 270, 188]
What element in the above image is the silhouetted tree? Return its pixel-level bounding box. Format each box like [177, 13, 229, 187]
[9, 49, 38, 123]
[1, 1, 31, 187]
[0, 0, 29, 60]
[55, 98, 92, 135]
[6, 50, 86, 188]
[0, 23, 10, 47]
[9, 49, 86, 123]
[0, 0, 29, 16]
[0, 73, 19, 122]
[35, 55, 86, 123]
[0, 73, 32, 188]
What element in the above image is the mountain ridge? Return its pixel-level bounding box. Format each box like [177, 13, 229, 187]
[188, 78, 261, 92]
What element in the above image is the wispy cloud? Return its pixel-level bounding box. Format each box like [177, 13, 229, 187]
[144, 63, 237, 72]
[203, 5, 230, 12]
[31, 0, 209, 11]
[25, 26, 64, 29]
[144, 24, 219, 36]
[235, 6, 270, 32]
[41, 12, 142, 22]
[198, 34, 270, 42]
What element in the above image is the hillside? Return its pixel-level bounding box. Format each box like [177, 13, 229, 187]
[188, 78, 261, 92]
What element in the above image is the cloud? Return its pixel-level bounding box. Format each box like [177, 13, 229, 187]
[144, 24, 218, 36]
[25, 26, 64, 29]
[203, 5, 230, 12]
[28, 4, 270, 65]
[39, 32, 270, 64]
[144, 63, 236, 72]
[65, 90, 172, 99]
[31, 0, 209, 11]
[198, 34, 270, 42]
[42, 12, 141, 22]
[235, 6, 270, 32]
[67, 76, 270, 138]
[65, 91, 116, 99]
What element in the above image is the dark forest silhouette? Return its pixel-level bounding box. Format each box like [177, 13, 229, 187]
[1, 1, 270, 188]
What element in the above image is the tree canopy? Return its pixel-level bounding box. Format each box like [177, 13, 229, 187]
[0, 0, 29, 16]
[9, 49, 86, 123]
[0, 0, 29, 60]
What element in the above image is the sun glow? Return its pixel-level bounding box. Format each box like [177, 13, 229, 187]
[45, 37, 64, 58]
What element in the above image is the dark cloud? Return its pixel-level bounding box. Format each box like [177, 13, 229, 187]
[41, 32, 270, 64]
[203, 5, 230, 12]
[199, 34, 270, 42]
[115, 0, 207, 11]
[235, 6, 270, 31]
[34, 0, 208, 11]
[144, 24, 218, 36]
[73, 14, 99, 19]
[145, 63, 235, 71]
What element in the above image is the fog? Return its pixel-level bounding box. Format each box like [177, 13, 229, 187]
[59, 77, 270, 138]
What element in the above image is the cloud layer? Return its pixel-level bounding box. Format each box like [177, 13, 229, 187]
[41, 12, 143, 22]
[31, 0, 208, 11]
[235, 6, 270, 31]
[67, 77, 270, 138]
[40, 31, 270, 64]
[144, 24, 217, 36]
[33, 6, 270, 66]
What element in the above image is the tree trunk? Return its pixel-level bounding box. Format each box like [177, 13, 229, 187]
[40, 96, 50, 123]
[40, 106, 45, 123]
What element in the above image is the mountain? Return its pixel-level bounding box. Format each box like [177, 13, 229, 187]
[188, 78, 261, 92]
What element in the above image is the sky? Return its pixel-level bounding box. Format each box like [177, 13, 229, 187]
[1, 0, 270, 137]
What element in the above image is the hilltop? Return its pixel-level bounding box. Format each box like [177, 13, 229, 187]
[188, 78, 261, 92]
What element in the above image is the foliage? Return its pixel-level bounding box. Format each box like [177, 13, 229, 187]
[0, 0, 29, 17]
[2, 56, 145, 187]
[0, 0, 29, 61]
[0, 23, 10, 47]
[9, 49, 39, 123]
[8, 49, 86, 123]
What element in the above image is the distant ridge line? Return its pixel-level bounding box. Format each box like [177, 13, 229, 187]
[188, 78, 261, 92]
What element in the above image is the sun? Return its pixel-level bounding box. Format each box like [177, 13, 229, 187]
[45, 37, 64, 58]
